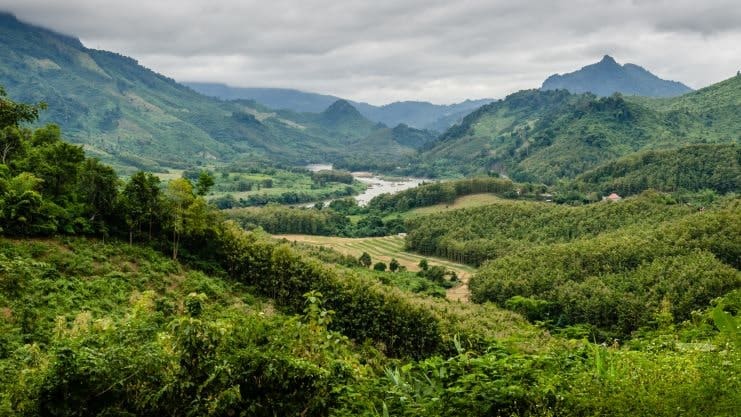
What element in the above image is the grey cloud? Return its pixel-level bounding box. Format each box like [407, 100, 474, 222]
[0, 0, 739, 104]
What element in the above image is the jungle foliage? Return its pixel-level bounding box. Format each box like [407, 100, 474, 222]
[0, 83, 739, 417]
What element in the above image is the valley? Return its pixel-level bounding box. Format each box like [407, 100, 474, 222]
[0, 7, 739, 417]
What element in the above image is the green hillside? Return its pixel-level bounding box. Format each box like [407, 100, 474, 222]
[423, 74, 741, 182]
[1, 89, 739, 416]
[575, 143, 740, 196]
[0, 13, 404, 174]
[469, 202, 740, 338]
[404, 191, 709, 266]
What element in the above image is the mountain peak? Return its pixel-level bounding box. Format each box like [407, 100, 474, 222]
[318, 99, 375, 135]
[322, 99, 363, 118]
[599, 55, 618, 65]
[541, 56, 692, 97]
[324, 99, 356, 113]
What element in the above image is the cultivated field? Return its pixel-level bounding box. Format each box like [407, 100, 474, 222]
[385, 193, 504, 221]
[274, 234, 476, 301]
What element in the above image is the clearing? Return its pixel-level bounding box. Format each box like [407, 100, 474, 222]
[274, 234, 476, 302]
[385, 193, 504, 221]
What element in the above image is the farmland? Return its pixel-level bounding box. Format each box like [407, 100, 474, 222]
[273, 234, 476, 301]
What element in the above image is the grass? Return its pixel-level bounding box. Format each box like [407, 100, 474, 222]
[383, 193, 504, 221]
[408, 193, 503, 216]
[273, 234, 477, 301]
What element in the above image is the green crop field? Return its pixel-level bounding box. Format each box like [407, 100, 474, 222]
[273, 234, 477, 301]
[401, 193, 504, 218]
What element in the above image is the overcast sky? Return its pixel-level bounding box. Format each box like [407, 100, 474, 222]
[2, 0, 739, 104]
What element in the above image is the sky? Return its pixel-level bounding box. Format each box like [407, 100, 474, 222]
[1, 0, 739, 105]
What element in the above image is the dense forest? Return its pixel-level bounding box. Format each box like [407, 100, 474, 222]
[418, 74, 741, 180]
[1, 87, 740, 416]
[574, 143, 740, 196]
[404, 191, 724, 266]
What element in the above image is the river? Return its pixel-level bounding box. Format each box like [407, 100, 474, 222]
[305, 164, 430, 206]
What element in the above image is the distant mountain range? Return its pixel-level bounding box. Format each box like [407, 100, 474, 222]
[0, 12, 434, 172]
[3, 11, 737, 184]
[541, 55, 692, 97]
[185, 82, 492, 132]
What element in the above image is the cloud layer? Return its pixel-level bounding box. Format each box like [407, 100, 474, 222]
[2, 0, 740, 104]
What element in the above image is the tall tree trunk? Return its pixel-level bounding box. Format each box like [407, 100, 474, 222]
[173, 229, 178, 260]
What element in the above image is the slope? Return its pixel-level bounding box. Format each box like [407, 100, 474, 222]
[575, 143, 741, 196]
[0, 13, 386, 172]
[542, 55, 692, 97]
[424, 75, 741, 182]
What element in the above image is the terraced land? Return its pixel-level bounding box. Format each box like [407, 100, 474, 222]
[274, 234, 477, 301]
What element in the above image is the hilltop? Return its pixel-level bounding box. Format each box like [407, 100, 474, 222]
[542, 55, 692, 97]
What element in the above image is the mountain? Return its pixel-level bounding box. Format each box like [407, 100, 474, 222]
[332, 123, 437, 171]
[541, 55, 692, 97]
[0, 13, 398, 172]
[317, 99, 378, 137]
[354, 99, 494, 131]
[185, 82, 493, 131]
[421, 73, 741, 181]
[184, 83, 340, 113]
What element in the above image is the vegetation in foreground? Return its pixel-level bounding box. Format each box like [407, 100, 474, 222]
[1, 87, 739, 416]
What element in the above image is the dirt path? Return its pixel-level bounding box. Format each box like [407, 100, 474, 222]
[446, 272, 471, 302]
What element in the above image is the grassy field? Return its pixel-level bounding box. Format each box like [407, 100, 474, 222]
[384, 193, 504, 221]
[273, 234, 477, 301]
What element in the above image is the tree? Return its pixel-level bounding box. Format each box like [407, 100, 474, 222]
[20, 125, 84, 201]
[0, 85, 45, 129]
[389, 258, 400, 272]
[195, 170, 215, 196]
[0, 125, 28, 164]
[359, 252, 372, 268]
[373, 262, 387, 272]
[165, 178, 195, 260]
[0, 172, 50, 235]
[121, 172, 161, 244]
[78, 158, 119, 235]
[418, 258, 429, 271]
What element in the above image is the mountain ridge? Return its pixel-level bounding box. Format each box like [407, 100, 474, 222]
[420, 73, 740, 180]
[0, 12, 429, 172]
[542, 55, 692, 97]
[184, 81, 493, 131]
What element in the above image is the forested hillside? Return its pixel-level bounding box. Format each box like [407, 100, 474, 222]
[422, 74, 741, 181]
[404, 191, 716, 266]
[469, 203, 740, 339]
[575, 144, 740, 196]
[0, 13, 425, 174]
[1, 82, 739, 416]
